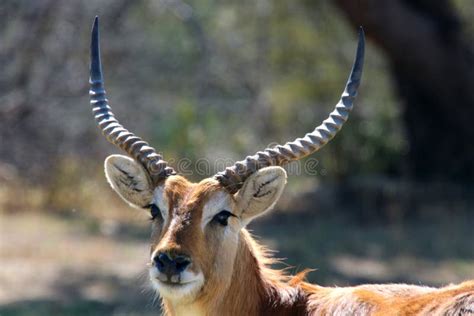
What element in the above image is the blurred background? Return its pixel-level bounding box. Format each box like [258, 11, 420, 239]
[1, 0, 473, 315]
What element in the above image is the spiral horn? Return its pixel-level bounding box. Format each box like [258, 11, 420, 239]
[89, 16, 175, 182]
[215, 27, 365, 193]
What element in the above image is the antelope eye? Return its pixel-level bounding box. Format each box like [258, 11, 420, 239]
[149, 204, 162, 221]
[213, 210, 234, 226]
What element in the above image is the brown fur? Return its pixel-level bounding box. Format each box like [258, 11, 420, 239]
[145, 175, 474, 315]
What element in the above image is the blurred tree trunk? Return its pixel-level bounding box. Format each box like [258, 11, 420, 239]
[332, 0, 474, 182]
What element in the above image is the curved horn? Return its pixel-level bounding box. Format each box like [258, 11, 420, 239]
[89, 17, 175, 181]
[215, 27, 365, 193]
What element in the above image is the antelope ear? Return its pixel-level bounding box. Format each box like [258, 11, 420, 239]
[235, 166, 287, 224]
[104, 154, 154, 208]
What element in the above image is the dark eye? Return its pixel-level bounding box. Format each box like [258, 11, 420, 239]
[212, 210, 235, 226]
[149, 204, 162, 221]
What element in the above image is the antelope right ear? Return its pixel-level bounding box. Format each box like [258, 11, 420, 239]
[235, 166, 287, 225]
[104, 154, 154, 208]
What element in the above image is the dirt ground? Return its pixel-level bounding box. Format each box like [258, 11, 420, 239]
[0, 213, 156, 315]
[1, 211, 473, 315]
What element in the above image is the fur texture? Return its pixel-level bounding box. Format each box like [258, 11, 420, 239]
[104, 161, 474, 315]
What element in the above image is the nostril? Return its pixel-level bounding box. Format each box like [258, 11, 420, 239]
[154, 252, 172, 272]
[153, 252, 191, 274]
[174, 256, 191, 272]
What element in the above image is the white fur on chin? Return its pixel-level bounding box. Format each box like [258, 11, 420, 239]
[149, 267, 205, 303]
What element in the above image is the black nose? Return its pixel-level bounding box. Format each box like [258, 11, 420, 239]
[154, 252, 191, 277]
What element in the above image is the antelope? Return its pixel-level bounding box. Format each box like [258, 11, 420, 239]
[89, 17, 474, 315]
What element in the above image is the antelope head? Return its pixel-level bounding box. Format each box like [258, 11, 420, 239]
[89, 17, 364, 308]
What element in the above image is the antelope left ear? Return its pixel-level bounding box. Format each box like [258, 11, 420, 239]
[104, 154, 154, 208]
[235, 166, 287, 224]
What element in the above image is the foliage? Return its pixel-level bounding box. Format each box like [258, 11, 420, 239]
[0, 0, 404, 190]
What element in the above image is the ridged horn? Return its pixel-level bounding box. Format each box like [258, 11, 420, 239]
[215, 27, 365, 193]
[89, 16, 175, 181]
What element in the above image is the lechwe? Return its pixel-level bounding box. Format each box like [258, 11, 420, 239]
[89, 17, 474, 316]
